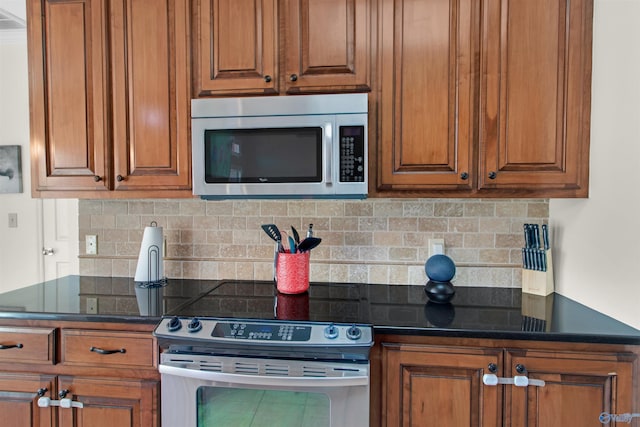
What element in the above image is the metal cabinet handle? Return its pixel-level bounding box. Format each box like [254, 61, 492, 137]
[289, 74, 298, 82]
[116, 175, 125, 182]
[488, 171, 497, 179]
[460, 172, 469, 180]
[89, 346, 126, 355]
[37, 388, 48, 397]
[264, 75, 272, 83]
[42, 248, 55, 256]
[0, 343, 23, 349]
[93, 175, 102, 182]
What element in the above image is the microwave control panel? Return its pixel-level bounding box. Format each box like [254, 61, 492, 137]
[339, 126, 366, 182]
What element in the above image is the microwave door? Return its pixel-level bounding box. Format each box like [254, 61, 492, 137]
[194, 115, 335, 198]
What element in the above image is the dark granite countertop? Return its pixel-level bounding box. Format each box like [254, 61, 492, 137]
[0, 276, 638, 345]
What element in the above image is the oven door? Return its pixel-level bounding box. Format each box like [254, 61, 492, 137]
[160, 354, 369, 427]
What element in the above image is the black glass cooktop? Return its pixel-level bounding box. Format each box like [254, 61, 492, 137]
[0, 276, 638, 344]
[168, 279, 366, 324]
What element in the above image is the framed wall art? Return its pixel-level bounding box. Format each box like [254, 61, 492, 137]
[0, 145, 23, 194]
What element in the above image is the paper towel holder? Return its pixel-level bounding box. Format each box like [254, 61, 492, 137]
[135, 221, 168, 289]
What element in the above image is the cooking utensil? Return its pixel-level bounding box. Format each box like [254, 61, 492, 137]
[288, 236, 297, 253]
[261, 224, 283, 252]
[291, 226, 301, 244]
[297, 237, 321, 253]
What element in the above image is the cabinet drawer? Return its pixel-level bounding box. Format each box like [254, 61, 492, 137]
[61, 329, 155, 369]
[0, 327, 55, 364]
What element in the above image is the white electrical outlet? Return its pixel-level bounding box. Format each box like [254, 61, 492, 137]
[86, 297, 98, 314]
[8, 213, 18, 228]
[428, 238, 445, 258]
[85, 235, 98, 255]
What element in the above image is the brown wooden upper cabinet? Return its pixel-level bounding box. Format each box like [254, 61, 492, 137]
[376, 0, 593, 197]
[193, 0, 372, 97]
[27, 0, 191, 198]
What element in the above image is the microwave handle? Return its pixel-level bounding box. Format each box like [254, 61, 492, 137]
[159, 364, 368, 388]
[324, 122, 333, 185]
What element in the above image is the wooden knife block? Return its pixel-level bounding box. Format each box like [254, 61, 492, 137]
[522, 249, 554, 296]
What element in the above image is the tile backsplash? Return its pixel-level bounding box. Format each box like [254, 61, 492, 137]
[78, 198, 548, 287]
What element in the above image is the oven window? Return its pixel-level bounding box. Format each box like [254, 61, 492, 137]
[197, 387, 329, 427]
[203, 128, 323, 183]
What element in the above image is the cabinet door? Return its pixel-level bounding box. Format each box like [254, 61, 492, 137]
[0, 373, 56, 427]
[479, 0, 593, 196]
[506, 350, 636, 427]
[57, 376, 158, 427]
[382, 344, 501, 427]
[110, 0, 191, 191]
[194, 0, 278, 96]
[283, 0, 371, 93]
[377, 0, 477, 191]
[27, 0, 110, 193]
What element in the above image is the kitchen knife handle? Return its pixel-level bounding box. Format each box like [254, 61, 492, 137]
[532, 224, 540, 249]
[524, 224, 531, 248]
[542, 224, 549, 250]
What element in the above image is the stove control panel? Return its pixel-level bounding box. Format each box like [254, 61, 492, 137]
[154, 317, 373, 347]
[213, 322, 312, 342]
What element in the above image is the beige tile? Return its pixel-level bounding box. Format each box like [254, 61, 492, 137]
[193, 244, 220, 258]
[418, 218, 448, 232]
[464, 202, 495, 217]
[495, 233, 522, 248]
[234, 201, 261, 216]
[103, 201, 128, 214]
[329, 264, 349, 282]
[330, 246, 360, 261]
[344, 231, 372, 246]
[112, 259, 130, 277]
[373, 201, 403, 217]
[388, 265, 410, 284]
[434, 201, 463, 217]
[374, 231, 404, 247]
[166, 244, 193, 258]
[463, 233, 494, 248]
[311, 263, 330, 282]
[403, 232, 429, 247]
[207, 230, 234, 244]
[480, 218, 512, 233]
[330, 217, 359, 231]
[205, 201, 233, 216]
[220, 245, 247, 258]
[389, 247, 418, 261]
[316, 202, 345, 217]
[389, 217, 417, 232]
[254, 262, 274, 281]
[80, 200, 103, 215]
[218, 262, 237, 279]
[348, 264, 368, 283]
[449, 218, 479, 233]
[128, 201, 155, 214]
[527, 201, 549, 218]
[259, 201, 288, 217]
[236, 262, 254, 280]
[183, 261, 200, 279]
[287, 201, 317, 217]
[164, 261, 183, 278]
[180, 200, 206, 216]
[496, 201, 527, 217]
[408, 265, 425, 285]
[345, 202, 373, 217]
[359, 217, 388, 231]
[479, 249, 511, 264]
[79, 258, 96, 276]
[219, 216, 246, 230]
[116, 242, 139, 257]
[360, 246, 388, 261]
[368, 265, 389, 283]
[95, 258, 113, 276]
[167, 216, 194, 230]
[91, 215, 116, 229]
[403, 201, 434, 217]
[193, 215, 220, 230]
[154, 201, 180, 215]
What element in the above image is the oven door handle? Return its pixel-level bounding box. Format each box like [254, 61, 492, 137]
[159, 364, 368, 387]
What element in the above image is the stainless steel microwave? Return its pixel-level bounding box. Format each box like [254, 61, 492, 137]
[191, 94, 368, 199]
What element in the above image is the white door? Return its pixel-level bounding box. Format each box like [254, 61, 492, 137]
[41, 199, 79, 281]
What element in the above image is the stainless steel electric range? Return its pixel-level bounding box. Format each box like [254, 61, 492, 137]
[153, 280, 374, 427]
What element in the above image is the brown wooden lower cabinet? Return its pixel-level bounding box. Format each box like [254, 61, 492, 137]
[0, 373, 56, 427]
[0, 321, 159, 427]
[373, 336, 639, 427]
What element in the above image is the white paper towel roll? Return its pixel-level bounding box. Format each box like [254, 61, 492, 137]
[134, 224, 164, 282]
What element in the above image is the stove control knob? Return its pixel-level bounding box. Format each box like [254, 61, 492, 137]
[324, 323, 339, 340]
[187, 318, 202, 333]
[167, 316, 182, 332]
[346, 324, 362, 341]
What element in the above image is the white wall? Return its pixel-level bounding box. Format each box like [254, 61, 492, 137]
[550, 0, 640, 329]
[0, 38, 44, 292]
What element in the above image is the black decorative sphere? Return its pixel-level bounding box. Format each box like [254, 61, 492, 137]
[425, 254, 456, 282]
[424, 280, 456, 303]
